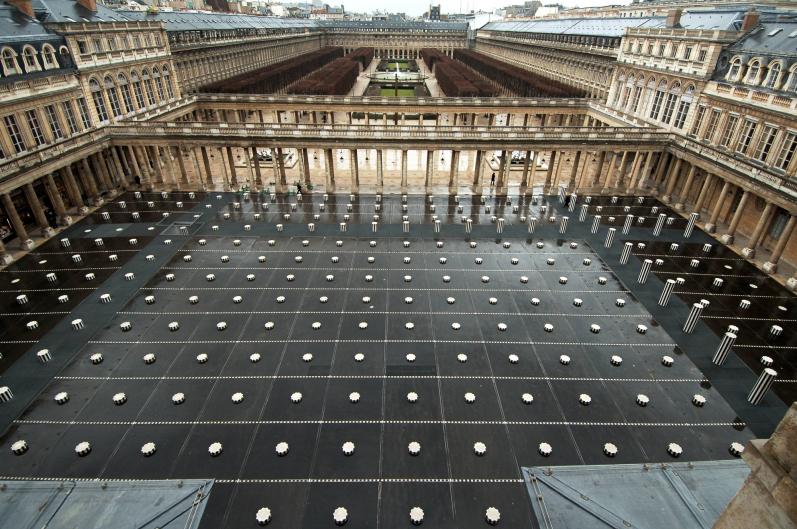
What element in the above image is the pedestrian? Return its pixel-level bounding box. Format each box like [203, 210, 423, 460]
[296, 183, 302, 194]
[490, 172, 496, 186]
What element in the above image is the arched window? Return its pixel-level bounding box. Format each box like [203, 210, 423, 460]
[162, 65, 174, 99]
[141, 69, 156, 105]
[22, 45, 40, 72]
[130, 70, 146, 108]
[1, 47, 19, 75]
[41, 44, 58, 69]
[764, 62, 781, 89]
[89, 78, 109, 122]
[117, 74, 134, 113]
[672, 84, 694, 129]
[152, 67, 165, 101]
[727, 57, 742, 81]
[104, 76, 122, 118]
[745, 59, 761, 84]
[787, 66, 797, 93]
[649, 80, 668, 119]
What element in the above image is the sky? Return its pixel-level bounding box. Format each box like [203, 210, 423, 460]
[347, 0, 632, 16]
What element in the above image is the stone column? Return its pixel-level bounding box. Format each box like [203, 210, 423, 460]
[225, 146, 237, 189]
[705, 180, 731, 233]
[324, 148, 336, 192]
[79, 158, 101, 201]
[425, 150, 434, 190]
[45, 174, 71, 225]
[720, 190, 750, 245]
[0, 236, 12, 264]
[449, 150, 459, 190]
[661, 157, 683, 203]
[473, 150, 483, 192]
[401, 149, 408, 191]
[110, 147, 128, 188]
[496, 150, 507, 191]
[712, 404, 797, 529]
[613, 151, 629, 189]
[275, 147, 286, 191]
[1, 193, 33, 249]
[126, 146, 142, 187]
[742, 203, 775, 259]
[190, 147, 205, 190]
[350, 149, 359, 192]
[544, 151, 557, 193]
[89, 154, 109, 192]
[674, 165, 697, 211]
[376, 149, 383, 191]
[298, 148, 310, 187]
[175, 147, 189, 188]
[250, 147, 262, 188]
[590, 151, 606, 189]
[521, 150, 534, 189]
[62, 166, 85, 210]
[98, 152, 115, 190]
[693, 173, 713, 213]
[763, 214, 796, 273]
[24, 183, 51, 236]
[161, 147, 177, 189]
[134, 146, 152, 191]
[626, 152, 646, 192]
[652, 152, 670, 189]
[600, 152, 616, 192]
[567, 150, 582, 190]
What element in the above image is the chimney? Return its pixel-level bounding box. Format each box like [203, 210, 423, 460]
[665, 8, 682, 28]
[7, 0, 35, 18]
[76, 0, 98, 12]
[742, 8, 760, 32]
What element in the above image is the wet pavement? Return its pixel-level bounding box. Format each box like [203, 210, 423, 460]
[0, 190, 792, 529]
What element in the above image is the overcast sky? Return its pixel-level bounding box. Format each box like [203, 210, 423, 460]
[354, 0, 632, 16]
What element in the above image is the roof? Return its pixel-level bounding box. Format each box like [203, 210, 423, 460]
[480, 10, 746, 37]
[117, 10, 318, 31]
[34, 0, 129, 23]
[0, 4, 54, 44]
[725, 19, 797, 55]
[317, 19, 469, 30]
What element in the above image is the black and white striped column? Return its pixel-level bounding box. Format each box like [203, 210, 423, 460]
[604, 228, 616, 248]
[465, 218, 472, 234]
[434, 219, 440, 233]
[402, 220, 410, 233]
[637, 259, 653, 284]
[568, 193, 577, 212]
[653, 213, 666, 237]
[747, 368, 777, 405]
[372, 221, 378, 233]
[658, 279, 676, 306]
[684, 212, 699, 238]
[579, 204, 588, 222]
[623, 214, 634, 235]
[497, 218, 505, 234]
[527, 218, 536, 234]
[559, 216, 568, 234]
[591, 215, 601, 234]
[558, 187, 566, 203]
[620, 242, 633, 265]
[712, 332, 737, 366]
[682, 302, 704, 333]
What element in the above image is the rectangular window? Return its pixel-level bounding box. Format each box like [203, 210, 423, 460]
[657, 44, 665, 56]
[702, 109, 721, 142]
[672, 101, 690, 129]
[754, 125, 778, 161]
[719, 115, 739, 148]
[649, 90, 665, 119]
[646, 43, 653, 54]
[735, 119, 757, 154]
[4, 115, 26, 153]
[25, 109, 46, 146]
[93, 38, 103, 53]
[690, 105, 706, 137]
[683, 46, 693, 59]
[660, 93, 678, 124]
[77, 97, 92, 129]
[77, 40, 88, 54]
[774, 131, 797, 170]
[44, 105, 63, 140]
[62, 101, 79, 134]
[631, 86, 642, 112]
[697, 48, 707, 62]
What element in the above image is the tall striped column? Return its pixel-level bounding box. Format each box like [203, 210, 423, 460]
[637, 259, 653, 284]
[434, 219, 440, 233]
[747, 368, 777, 405]
[658, 279, 676, 306]
[604, 228, 616, 248]
[579, 204, 588, 222]
[591, 215, 601, 234]
[684, 212, 699, 239]
[402, 220, 409, 233]
[465, 218, 472, 234]
[682, 302, 704, 333]
[623, 214, 634, 235]
[619, 242, 633, 264]
[558, 186, 566, 203]
[568, 193, 577, 212]
[497, 218, 505, 234]
[527, 218, 536, 234]
[712, 332, 737, 366]
[372, 221, 378, 233]
[653, 213, 666, 237]
[559, 216, 568, 234]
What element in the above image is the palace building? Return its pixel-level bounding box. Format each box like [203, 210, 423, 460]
[0, 1, 796, 528]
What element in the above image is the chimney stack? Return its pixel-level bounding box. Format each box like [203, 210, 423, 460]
[742, 9, 760, 32]
[76, 0, 98, 13]
[665, 9, 682, 28]
[7, 0, 35, 18]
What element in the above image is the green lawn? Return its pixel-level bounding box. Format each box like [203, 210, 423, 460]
[387, 61, 409, 70]
[380, 87, 415, 97]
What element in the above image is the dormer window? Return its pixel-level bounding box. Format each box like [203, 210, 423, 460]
[42, 44, 58, 69]
[727, 57, 742, 81]
[22, 45, 40, 72]
[1, 47, 20, 75]
[764, 62, 781, 89]
[745, 59, 761, 85]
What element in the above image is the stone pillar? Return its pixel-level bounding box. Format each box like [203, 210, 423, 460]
[720, 190, 750, 245]
[160, 147, 176, 189]
[350, 149, 359, 192]
[274, 147, 286, 191]
[110, 147, 128, 188]
[496, 150, 507, 191]
[134, 146, 152, 191]
[626, 152, 646, 192]
[251, 147, 262, 188]
[299, 148, 310, 187]
[201, 147, 214, 189]
[1, 193, 33, 249]
[674, 165, 697, 211]
[175, 147, 189, 188]
[652, 152, 670, 189]
[425, 150, 434, 190]
[97, 152, 115, 190]
[24, 183, 51, 236]
[401, 149, 408, 191]
[763, 214, 796, 273]
[0, 236, 12, 264]
[449, 150, 459, 190]
[662, 157, 683, 203]
[613, 151, 629, 189]
[62, 166, 85, 210]
[544, 151, 557, 193]
[712, 404, 797, 529]
[521, 150, 534, 189]
[705, 180, 731, 233]
[693, 173, 713, 213]
[324, 148, 336, 192]
[376, 149, 383, 191]
[742, 202, 775, 259]
[591, 150, 606, 189]
[45, 174, 71, 225]
[190, 148, 206, 190]
[567, 150, 582, 190]
[126, 146, 142, 187]
[225, 146, 237, 189]
[79, 158, 100, 200]
[473, 150, 483, 192]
